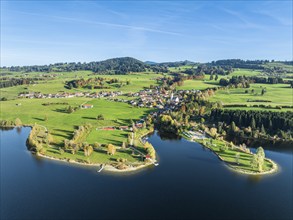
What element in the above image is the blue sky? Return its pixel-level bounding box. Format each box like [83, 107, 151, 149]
[1, 1, 292, 66]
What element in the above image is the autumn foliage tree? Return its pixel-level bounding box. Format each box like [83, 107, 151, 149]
[144, 142, 156, 159]
[84, 145, 93, 157]
[107, 144, 116, 155]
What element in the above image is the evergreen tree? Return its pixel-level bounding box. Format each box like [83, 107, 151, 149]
[251, 117, 256, 129]
[261, 124, 266, 134]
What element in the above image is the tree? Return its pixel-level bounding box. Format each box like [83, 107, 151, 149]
[210, 127, 217, 138]
[47, 133, 54, 144]
[144, 142, 156, 159]
[94, 142, 100, 148]
[235, 153, 240, 164]
[15, 118, 22, 126]
[251, 117, 256, 129]
[107, 144, 116, 155]
[251, 147, 265, 172]
[127, 134, 133, 146]
[84, 145, 93, 157]
[215, 74, 219, 81]
[59, 148, 64, 155]
[96, 114, 104, 120]
[67, 106, 74, 113]
[210, 74, 214, 80]
[121, 142, 126, 149]
[261, 124, 266, 134]
[251, 154, 259, 169]
[199, 106, 205, 116]
[229, 121, 237, 134]
[256, 146, 265, 159]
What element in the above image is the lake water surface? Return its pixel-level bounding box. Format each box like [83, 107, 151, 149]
[1, 127, 292, 220]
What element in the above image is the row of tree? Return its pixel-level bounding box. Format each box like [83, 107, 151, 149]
[0, 77, 45, 88]
[210, 109, 293, 137]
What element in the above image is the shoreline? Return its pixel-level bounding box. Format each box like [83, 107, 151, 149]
[184, 136, 278, 175]
[36, 153, 153, 173]
[0, 125, 156, 173]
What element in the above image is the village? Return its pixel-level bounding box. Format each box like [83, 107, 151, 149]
[113, 87, 202, 110]
[18, 90, 123, 99]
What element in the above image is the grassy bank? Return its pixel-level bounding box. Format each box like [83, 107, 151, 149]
[182, 133, 277, 174]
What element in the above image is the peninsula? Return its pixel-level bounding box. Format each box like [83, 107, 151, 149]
[1, 57, 292, 174]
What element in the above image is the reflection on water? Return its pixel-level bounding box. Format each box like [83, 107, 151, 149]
[16, 126, 22, 134]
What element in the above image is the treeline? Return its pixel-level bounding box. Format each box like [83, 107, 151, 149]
[196, 65, 233, 75]
[210, 109, 293, 139]
[0, 77, 46, 88]
[156, 97, 215, 136]
[66, 77, 109, 89]
[160, 73, 205, 90]
[65, 77, 129, 89]
[209, 59, 269, 70]
[0, 118, 23, 127]
[153, 60, 196, 67]
[2, 57, 168, 74]
[219, 76, 291, 87]
[27, 125, 54, 154]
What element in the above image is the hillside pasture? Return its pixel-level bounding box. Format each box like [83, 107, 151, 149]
[0, 98, 151, 145]
[209, 83, 292, 107]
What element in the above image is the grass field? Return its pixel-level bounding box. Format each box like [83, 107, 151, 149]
[0, 71, 164, 100]
[196, 138, 274, 173]
[44, 143, 139, 164]
[177, 79, 219, 90]
[209, 83, 292, 107]
[87, 129, 128, 146]
[0, 98, 151, 145]
[229, 69, 263, 77]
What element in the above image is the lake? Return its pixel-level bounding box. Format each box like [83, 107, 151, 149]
[1, 127, 292, 220]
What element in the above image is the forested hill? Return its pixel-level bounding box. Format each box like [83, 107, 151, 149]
[1, 57, 154, 74]
[152, 60, 196, 67]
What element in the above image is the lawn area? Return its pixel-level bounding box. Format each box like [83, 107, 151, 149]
[209, 83, 293, 107]
[229, 69, 263, 77]
[196, 138, 274, 173]
[177, 79, 219, 90]
[87, 130, 129, 146]
[0, 98, 152, 145]
[44, 145, 139, 164]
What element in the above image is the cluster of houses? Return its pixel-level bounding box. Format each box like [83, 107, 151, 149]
[112, 88, 201, 111]
[18, 91, 123, 99]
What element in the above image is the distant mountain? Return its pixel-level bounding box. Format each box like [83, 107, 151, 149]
[156, 60, 196, 67]
[144, 61, 158, 65]
[3, 57, 150, 74]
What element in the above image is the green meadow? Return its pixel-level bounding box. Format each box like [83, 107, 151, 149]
[0, 98, 151, 145]
[177, 79, 219, 90]
[209, 83, 292, 107]
[0, 71, 163, 100]
[196, 139, 274, 173]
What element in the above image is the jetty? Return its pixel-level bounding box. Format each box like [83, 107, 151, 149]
[97, 164, 105, 172]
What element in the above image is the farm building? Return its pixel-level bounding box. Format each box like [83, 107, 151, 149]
[81, 104, 93, 109]
[119, 126, 129, 130]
